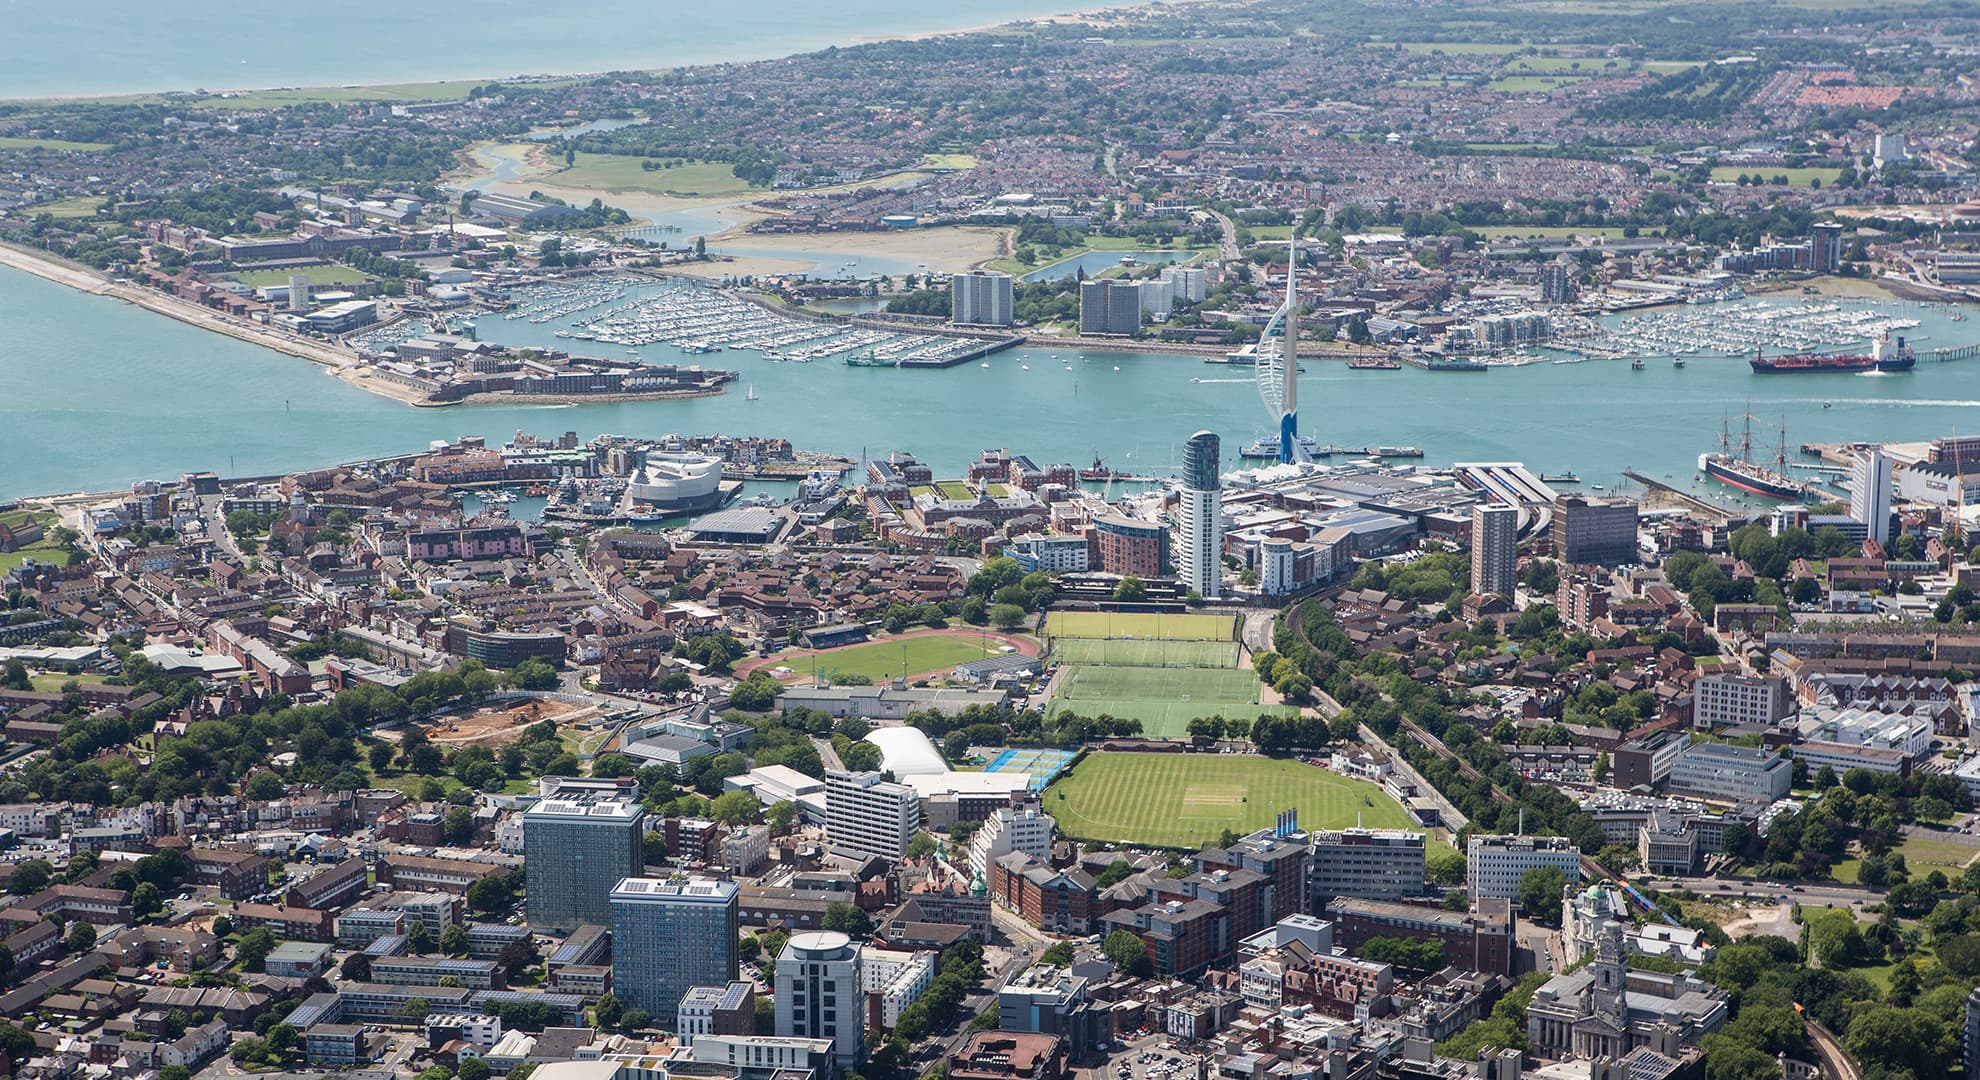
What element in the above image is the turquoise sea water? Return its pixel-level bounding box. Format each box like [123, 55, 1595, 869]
[7, 264, 1980, 501]
[0, 0, 1136, 98]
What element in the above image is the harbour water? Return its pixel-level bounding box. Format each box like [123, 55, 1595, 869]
[6, 263, 1980, 502]
[0, 0, 1149, 99]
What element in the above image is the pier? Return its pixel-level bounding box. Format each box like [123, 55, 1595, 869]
[1623, 470, 1742, 522]
[1924, 343, 1980, 363]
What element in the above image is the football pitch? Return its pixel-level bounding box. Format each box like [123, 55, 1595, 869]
[1052, 638, 1239, 668]
[1048, 664, 1287, 737]
[1046, 752, 1417, 848]
[1045, 611, 1234, 641]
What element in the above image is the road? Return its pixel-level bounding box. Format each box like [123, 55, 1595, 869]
[1210, 210, 1240, 262]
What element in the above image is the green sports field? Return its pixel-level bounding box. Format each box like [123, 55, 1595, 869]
[768, 635, 1000, 682]
[1049, 664, 1288, 736]
[1052, 638, 1239, 668]
[1045, 611, 1234, 641]
[1046, 752, 1416, 848]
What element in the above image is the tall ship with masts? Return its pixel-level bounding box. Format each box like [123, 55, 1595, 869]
[1698, 413, 1809, 500]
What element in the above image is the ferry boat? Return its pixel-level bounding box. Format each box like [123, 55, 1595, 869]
[1749, 336, 1915, 374]
[1375, 446, 1425, 458]
[1239, 434, 1322, 459]
[1541, 472, 1580, 484]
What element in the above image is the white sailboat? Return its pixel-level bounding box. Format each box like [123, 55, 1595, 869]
[746, 383, 758, 401]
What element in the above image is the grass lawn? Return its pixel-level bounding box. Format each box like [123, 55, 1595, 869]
[1052, 638, 1240, 669]
[28, 673, 112, 692]
[554, 153, 767, 197]
[370, 772, 467, 798]
[771, 635, 1000, 683]
[1388, 41, 1535, 54]
[0, 510, 56, 528]
[1709, 166, 1844, 186]
[935, 481, 974, 500]
[1503, 56, 1627, 74]
[1050, 665, 1277, 737]
[1483, 225, 1633, 240]
[0, 136, 111, 152]
[233, 266, 373, 287]
[1892, 832, 1980, 874]
[921, 153, 979, 170]
[1486, 75, 1591, 92]
[1046, 752, 1415, 848]
[1246, 225, 1297, 240]
[26, 196, 104, 219]
[0, 546, 74, 574]
[1644, 60, 1706, 72]
[1045, 611, 1234, 642]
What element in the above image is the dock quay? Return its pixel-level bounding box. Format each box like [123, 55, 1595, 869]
[1623, 470, 1741, 522]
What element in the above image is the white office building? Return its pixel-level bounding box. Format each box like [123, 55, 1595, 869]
[1692, 673, 1794, 730]
[1466, 834, 1582, 901]
[968, 805, 1055, 881]
[860, 947, 935, 1029]
[825, 771, 921, 860]
[952, 270, 1014, 327]
[1139, 278, 1173, 318]
[775, 931, 865, 1067]
[1852, 448, 1895, 547]
[1161, 265, 1208, 303]
[1470, 503, 1518, 599]
[1177, 431, 1224, 599]
[1667, 742, 1793, 803]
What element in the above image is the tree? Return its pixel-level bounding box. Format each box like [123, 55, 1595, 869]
[710, 788, 761, 826]
[1113, 576, 1148, 602]
[1040, 941, 1077, 966]
[342, 953, 373, 981]
[1517, 866, 1571, 924]
[406, 921, 433, 955]
[511, 659, 560, 690]
[594, 992, 624, 1029]
[459, 1060, 492, 1080]
[822, 902, 872, 937]
[244, 771, 286, 801]
[1103, 929, 1152, 976]
[234, 926, 276, 971]
[1360, 936, 1444, 971]
[620, 1008, 652, 1033]
[132, 881, 162, 919]
[445, 806, 477, 845]
[990, 603, 1028, 630]
[1427, 850, 1467, 886]
[64, 921, 95, 952]
[765, 800, 799, 834]
[468, 873, 515, 914]
[440, 923, 469, 957]
[10, 859, 51, 896]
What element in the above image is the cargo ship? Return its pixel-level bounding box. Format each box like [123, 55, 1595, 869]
[1079, 455, 1136, 481]
[1749, 336, 1915, 374]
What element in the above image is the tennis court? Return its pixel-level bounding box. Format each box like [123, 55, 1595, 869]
[1052, 637, 1239, 668]
[982, 747, 1079, 789]
[1044, 611, 1235, 642]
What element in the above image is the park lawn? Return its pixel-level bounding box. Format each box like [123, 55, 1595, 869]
[935, 481, 974, 500]
[772, 636, 1001, 683]
[921, 153, 979, 170]
[1045, 611, 1234, 642]
[1709, 166, 1844, 186]
[233, 266, 373, 287]
[1502, 56, 1627, 74]
[1246, 225, 1297, 240]
[0, 136, 111, 152]
[1486, 75, 1591, 92]
[1046, 752, 1415, 848]
[555, 153, 766, 197]
[1483, 225, 1633, 240]
[0, 510, 57, 529]
[1388, 41, 1536, 54]
[26, 196, 104, 219]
